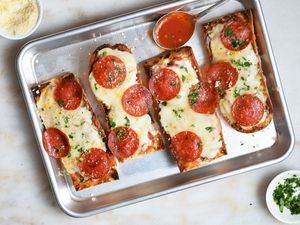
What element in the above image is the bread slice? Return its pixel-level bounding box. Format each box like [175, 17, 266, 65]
[144, 46, 226, 172]
[88, 44, 163, 162]
[32, 72, 118, 191]
[202, 10, 273, 133]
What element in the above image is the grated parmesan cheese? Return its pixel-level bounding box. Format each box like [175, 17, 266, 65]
[0, 0, 39, 36]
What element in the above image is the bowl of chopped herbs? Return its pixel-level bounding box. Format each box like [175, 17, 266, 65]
[266, 170, 300, 224]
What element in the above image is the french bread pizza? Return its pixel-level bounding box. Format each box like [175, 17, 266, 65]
[202, 10, 273, 133]
[32, 73, 118, 191]
[88, 44, 163, 162]
[144, 47, 226, 172]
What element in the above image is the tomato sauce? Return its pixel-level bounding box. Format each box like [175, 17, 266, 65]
[154, 12, 195, 49]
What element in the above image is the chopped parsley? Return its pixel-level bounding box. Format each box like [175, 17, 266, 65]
[102, 51, 107, 57]
[109, 118, 116, 128]
[172, 109, 184, 118]
[67, 152, 71, 158]
[205, 127, 214, 133]
[234, 87, 240, 98]
[80, 177, 84, 182]
[242, 82, 250, 91]
[108, 73, 115, 82]
[77, 147, 84, 153]
[188, 90, 200, 106]
[171, 80, 179, 88]
[116, 130, 126, 139]
[231, 58, 252, 68]
[273, 175, 300, 215]
[230, 37, 246, 49]
[176, 95, 182, 99]
[98, 130, 102, 136]
[124, 116, 130, 127]
[64, 116, 69, 124]
[180, 66, 188, 73]
[224, 28, 233, 37]
[57, 100, 65, 107]
[197, 142, 202, 148]
[94, 83, 99, 91]
[216, 87, 225, 97]
[202, 156, 209, 161]
[182, 75, 186, 83]
[161, 102, 167, 106]
[191, 124, 195, 127]
[75, 121, 85, 127]
[68, 134, 74, 139]
[223, 28, 247, 49]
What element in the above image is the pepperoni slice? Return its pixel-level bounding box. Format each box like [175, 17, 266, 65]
[149, 68, 181, 101]
[122, 84, 152, 117]
[220, 21, 251, 51]
[42, 128, 70, 158]
[108, 127, 139, 161]
[231, 94, 264, 127]
[78, 148, 111, 180]
[54, 76, 83, 110]
[188, 83, 219, 114]
[93, 55, 126, 89]
[203, 62, 238, 93]
[170, 131, 202, 162]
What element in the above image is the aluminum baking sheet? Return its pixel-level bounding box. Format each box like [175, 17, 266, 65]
[16, 0, 294, 217]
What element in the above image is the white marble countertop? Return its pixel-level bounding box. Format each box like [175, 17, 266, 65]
[0, 0, 299, 224]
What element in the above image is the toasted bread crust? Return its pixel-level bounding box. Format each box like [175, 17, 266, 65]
[144, 46, 226, 172]
[202, 10, 273, 133]
[32, 72, 118, 191]
[88, 44, 163, 162]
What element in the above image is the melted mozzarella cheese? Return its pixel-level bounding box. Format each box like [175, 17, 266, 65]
[208, 24, 269, 128]
[157, 59, 223, 159]
[89, 48, 159, 154]
[37, 80, 106, 174]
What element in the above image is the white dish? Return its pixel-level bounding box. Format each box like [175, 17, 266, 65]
[266, 170, 300, 224]
[0, 0, 43, 40]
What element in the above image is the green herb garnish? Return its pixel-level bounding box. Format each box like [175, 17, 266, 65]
[109, 118, 116, 128]
[182, 75, 186, 83]
[161, 102, 167, 106]
[205, 127, 213, 133]
[197, 142, 202, 148]
[242, 82, 250, 91]
[57, 100, 65, 107]
[64, 116, 69, 124]
[77, 147, 84, 153]
[124, 116, 130, 127]
[68, 134, 74, 139]
[231, 58, 252, 68]
[172, 109, 184, 118]
[102, 51, 107, 57]
[188, 90, 200, 106]
[116, 130, 126, 139]
[75, 121, 85, 127]
[94, 83, 99, 91]
[234, 88, 240, 98]
[273, 175, 300, 215]
[224, 28, 233, 37]
[180, 66, 188, 73]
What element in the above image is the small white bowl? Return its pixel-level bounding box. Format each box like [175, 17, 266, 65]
[266, 170, 300, 224]
[0, 0, 43, 40]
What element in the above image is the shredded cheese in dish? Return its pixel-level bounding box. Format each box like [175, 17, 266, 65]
[0, 0, 39, 36]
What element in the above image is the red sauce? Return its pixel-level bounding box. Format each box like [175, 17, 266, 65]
[154, 12, 195, 49]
